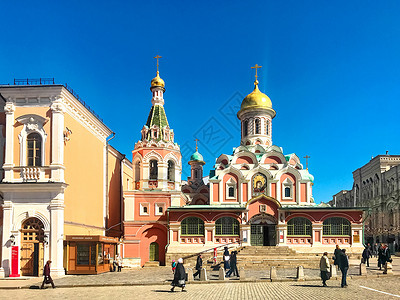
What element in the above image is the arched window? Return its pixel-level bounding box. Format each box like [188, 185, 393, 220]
[215, 217, 239, 236]
[266, 120, 269, 135]
[244, 120, 248, 136]
[282, 178, 293, 199]
[167, 160, 175, 181]
[323, 217, 351, 236]
[21, 218, 44, 242]
[135, 161, 140, 182]
[181, 217, 204, 236]
[27, 133, 42, 166]
[255, 119, 260, 134]
[287, 217, 312, 236]
[149, 160, 158, 180]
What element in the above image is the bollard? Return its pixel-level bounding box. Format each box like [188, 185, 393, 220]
[296, 266, 305, 281]
[270, 266, 277, 280]
[239, 267, 245, 280]
[384, 262, 393, 275]
[219, 267, 226, 280]
[330, 264, 337, 279]
[359, 263, 367, 276]
[187, 268, 194, 282]
[200, 267, 208, 281]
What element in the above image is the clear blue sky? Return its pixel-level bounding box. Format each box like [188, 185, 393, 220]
[1, 1, 400, 203]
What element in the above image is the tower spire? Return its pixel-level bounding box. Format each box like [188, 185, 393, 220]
[154, 55, 162, 75]
[251, 63, 262, 87]
[195, 138, 199, 152]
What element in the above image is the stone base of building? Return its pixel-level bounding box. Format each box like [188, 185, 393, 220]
[0, 267, 5, 278]
[122, 258, 141, 268]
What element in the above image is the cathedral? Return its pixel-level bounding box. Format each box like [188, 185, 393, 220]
[121, 62, 365, 267]
[0, 60, 365, 277]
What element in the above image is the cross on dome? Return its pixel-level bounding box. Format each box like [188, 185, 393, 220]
[251, 64, 262, 85]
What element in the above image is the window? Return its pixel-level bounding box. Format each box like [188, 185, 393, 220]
[285, 187, 291, 198]
[155, 203, 165, 216]
[140, 203, 150, 215]
[287, 217, 312, 236]
[282, 178, 293, 199]
[168, 160, 175, 181]
[244, 120, 248, 136]
[135, 161, 140, 182]
[215, 217, 239, 236]
[181, 217, 204, 236]
[226, 178, 236, 199]
[266, 120, 269, 135]
[27, 133, 42, 166]
[77, 244, 90, 265]
[323, 217, 351, 236]
[149, 160, 158, 179]
[255, 119, 260, 134]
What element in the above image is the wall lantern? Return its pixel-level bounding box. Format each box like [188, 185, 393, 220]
[44, 235, 49, 245]
[9, 234, 15, 245]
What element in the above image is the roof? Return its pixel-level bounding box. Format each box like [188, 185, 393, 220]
[167, 205, 246, 211]
[146, 104, 169, 128]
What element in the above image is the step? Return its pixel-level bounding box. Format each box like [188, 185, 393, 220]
[143, 261, 160, 267]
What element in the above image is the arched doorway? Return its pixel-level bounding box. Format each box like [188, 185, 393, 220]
[149, 242, 159, 261]
[250, 214, 277, 246]
[20, 218, 45, 276]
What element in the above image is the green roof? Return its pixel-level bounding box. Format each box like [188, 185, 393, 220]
[190, 151, 204, 162]
[146, 104, 169, 128]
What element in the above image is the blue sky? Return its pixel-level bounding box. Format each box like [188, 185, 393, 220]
[1, 1, 400, 203]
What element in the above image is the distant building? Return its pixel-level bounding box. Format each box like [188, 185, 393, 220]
[330, 155, 400, 249]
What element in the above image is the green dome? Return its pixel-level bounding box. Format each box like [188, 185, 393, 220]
[190, 151, 204, 162]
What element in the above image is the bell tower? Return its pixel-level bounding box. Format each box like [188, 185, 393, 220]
[132, 56, 182, 192]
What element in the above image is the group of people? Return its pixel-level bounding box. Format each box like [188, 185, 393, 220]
[223, 247, 240, 278]
[362, 243, 392, 269]
[319, 245, 350, 288]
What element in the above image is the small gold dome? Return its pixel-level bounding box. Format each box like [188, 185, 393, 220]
[240, 80, 272, 110]
[151, 71, 165, 88]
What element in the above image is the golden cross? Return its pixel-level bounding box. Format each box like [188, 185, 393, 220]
[303, 155, 310, 170]
[251, 64, 262, 81]
[195, 138, 199, 151]
[154, 55, 162, 73]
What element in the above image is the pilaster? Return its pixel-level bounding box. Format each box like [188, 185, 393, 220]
[312, 223, 323, 246]
[3, 102, 15, 182]
[49, 193, 65, 276]
[50, 97, 65, 182]
[0, 200, 13, 276]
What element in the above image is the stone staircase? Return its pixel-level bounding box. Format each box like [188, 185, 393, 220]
[236, 246, 322, 269]
[143, 261, 160, 268]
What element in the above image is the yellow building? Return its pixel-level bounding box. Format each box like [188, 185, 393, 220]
[0, 83, 132, 277]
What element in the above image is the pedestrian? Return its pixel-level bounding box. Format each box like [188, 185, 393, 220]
[193, 254, 202, 279]
[226, 251, 239, 278]
[373, 243, 379, 258]
[378, 243, 384, 270]
[171, 259, 177, 274]
[171, 258, 186, 292]
[116, 254, 122, 272]
[41, 260, 55, 289]
[333, 245, 341, 267]
[223, 247, 230, 272]
[382, 244, 392, 269]
[338, 249, 349, 288]
[362, 245, 372, 267]
[319, 252, 330, 287]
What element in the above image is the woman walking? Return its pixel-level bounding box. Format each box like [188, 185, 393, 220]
[171, 258, 186, 292]
[223, 247, 230, 273]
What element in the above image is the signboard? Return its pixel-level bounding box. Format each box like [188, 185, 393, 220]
[279, 230, 284, 243]
[9, 246, 20, 277]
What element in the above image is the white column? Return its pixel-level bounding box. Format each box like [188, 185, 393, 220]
[3, 102, 15, 182]
[50, 98, 65, 182]
[49, 192, 65, 276]
[0, 200, 13, 277]
[240, 224, 251, 246]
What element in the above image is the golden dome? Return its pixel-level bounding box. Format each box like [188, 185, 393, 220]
[238, 80, 276, 117]
[151, 71, 165, 89]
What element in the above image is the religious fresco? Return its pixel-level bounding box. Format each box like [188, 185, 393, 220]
[252, 173, 267, 196]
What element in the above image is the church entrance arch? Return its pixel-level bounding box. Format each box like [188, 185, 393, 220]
[20, 218, 45, 276]
[249, 214, 277, 246]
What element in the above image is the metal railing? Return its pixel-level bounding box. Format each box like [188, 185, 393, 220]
[182, 239, 244, 261]
[64, 83, 103, 122]
[14, 78, 55, 85]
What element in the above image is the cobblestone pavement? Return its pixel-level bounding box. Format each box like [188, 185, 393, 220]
[2, 276, 400, 300]
[0, 256, 398, 289]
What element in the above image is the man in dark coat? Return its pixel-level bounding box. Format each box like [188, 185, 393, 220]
[382, 244, 391, 267]
[40, 260, 55, 289]
[362, 245, 372, 267]
[333, 245, 341, 266]
[338, 249, 349, 288]
[171, 258, 186, 292]
[378, 243, 384, 270]
[226, 251, 239, 278]
[193, 254, 202, 279]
